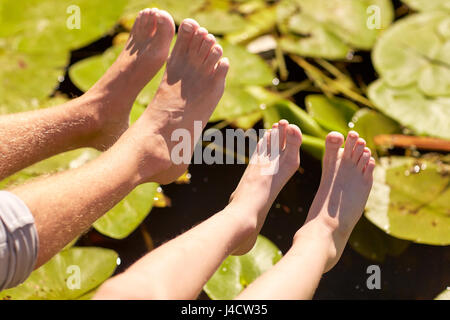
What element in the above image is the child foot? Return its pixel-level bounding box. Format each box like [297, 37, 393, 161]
[299, 131, 375, 271]
[85, 8, 175, 150]
[127, 19, 229, 184]
[229, 120, 303, 255]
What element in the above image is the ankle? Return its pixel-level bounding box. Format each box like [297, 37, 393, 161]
[224, 201, 258, 236]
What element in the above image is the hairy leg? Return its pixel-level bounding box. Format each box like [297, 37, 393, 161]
[0, 8, 174, 180]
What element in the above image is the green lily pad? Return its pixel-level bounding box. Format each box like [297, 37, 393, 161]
[191, 0, 248, 35]
[0, 47, 69, 114]
[365, 156, 450, 245]
[351, 108, 401, 152]
[93, 182, 159, 239]
[349, 216, 410, 262]
[305, 95, 359, 133]
[204, 235, 282, 300]
[263, 100, 328, 138]
[209, 40, 275, 123]
[402, 0, 450, 12]
[372, 12, 450, 96]
[435, 287, 450, 300]
[219, 39, 274, 87]
[0, 247, 118, 300]
[226, 5, 278, 44]
[262, 99, 327, 159]
[277, 0, 393, 59]
[368, 80, 450, 140]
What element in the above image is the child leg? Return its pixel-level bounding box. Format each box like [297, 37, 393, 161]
[94, 121, 303, 300]
[236, 131, 375, 300]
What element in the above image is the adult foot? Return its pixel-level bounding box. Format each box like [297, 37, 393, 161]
[229, 120, 303, 255]
[125, 19, 229, 184]
[298, 131, 375, 271]
[83, 8, 175, 150]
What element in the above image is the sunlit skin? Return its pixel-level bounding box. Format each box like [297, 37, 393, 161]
[94, 121, 303, 300]
[236, 131, 375, 300]
[0, 9, 175, 181]
[7, 13, 229, 268]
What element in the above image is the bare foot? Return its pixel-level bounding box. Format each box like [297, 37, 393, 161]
[229, 120, 303, 255]
[125, 19, 229, 184]
[81, 8, 175, 150]
[298, 131, 375, 271]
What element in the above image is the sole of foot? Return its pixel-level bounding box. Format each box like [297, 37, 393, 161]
[86, 8, 175, 150]
[229, 120, 303, 255]
[128, 18, 230, 184]
[298, 131, 375, 271]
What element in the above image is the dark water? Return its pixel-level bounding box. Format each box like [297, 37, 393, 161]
[60, 8, 448, 300]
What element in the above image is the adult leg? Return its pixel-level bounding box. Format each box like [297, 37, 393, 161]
[0, 9, 175, 180]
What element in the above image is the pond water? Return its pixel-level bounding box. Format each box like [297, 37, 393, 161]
[63, 24, 448, 301]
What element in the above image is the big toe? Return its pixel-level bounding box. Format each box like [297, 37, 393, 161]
[172, 19, 199, 55]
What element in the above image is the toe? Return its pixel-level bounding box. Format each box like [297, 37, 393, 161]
[351, 138, 366, 164]
[151, 10, 175, 44]
[214, 57, 229, 81]
[364, 157, 376, 181]
[133, 9, 156, 36]
[204, 44, 223, 73]
[189, 27, 208, 56]
[283, 125, 302, 167]
[278, 120, 289, 150]
[324, 131, 344, 166]
[285, 124, 303, 151]
[343, 131, 359, 159]
[172, 18, 199, 55]
[198, 34, 216, 62]
[357, 148, 371, 172]
[270, 127, 281, 158]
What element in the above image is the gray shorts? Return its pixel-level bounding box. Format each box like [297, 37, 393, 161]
[0, 191, 39, 291]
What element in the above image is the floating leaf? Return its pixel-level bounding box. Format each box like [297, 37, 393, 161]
[277, 0, 394, 59]
[204, 235, 282, 300]
[351, 108, 401, 152]
[305, 95, 359, 133]
[263, 100, 328, 138]
[0, 0, 126, 53]
[372, 12, 450, 96]
[0, 247, 118, 300]
[366, 156, 450, 245]
[0, 48, 68, 114]
[226, 5, 278, 44]
[191, 0, 248, 35]
[368, 80, 450, 140]
[402, 0, 450, 12]
[349, 216, 410, 262]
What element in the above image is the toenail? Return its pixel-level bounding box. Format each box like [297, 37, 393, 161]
[182, 22, 194, 32]
[329, 136, 341, 143]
